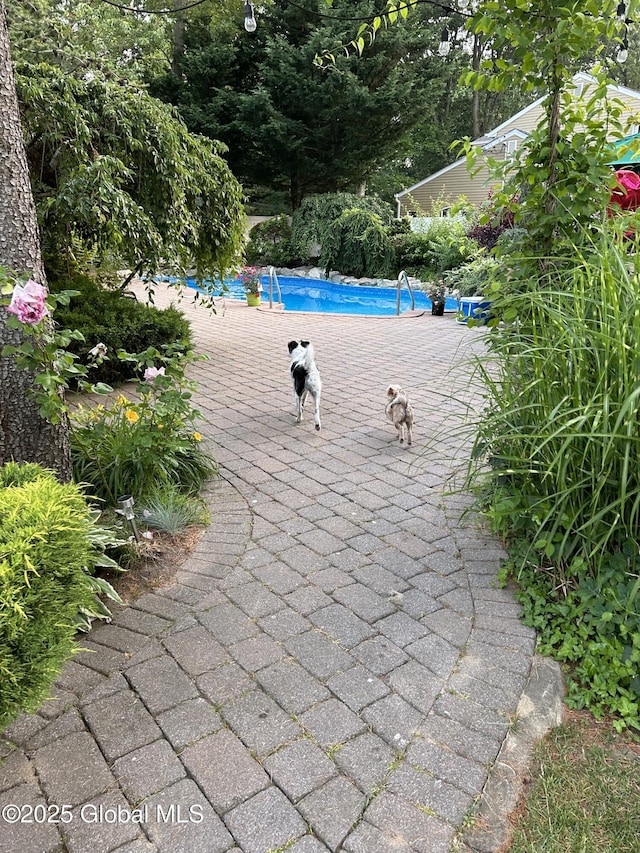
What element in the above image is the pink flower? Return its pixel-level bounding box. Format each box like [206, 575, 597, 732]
[144, 366, 166, 382]
[6, 279, 48, 325]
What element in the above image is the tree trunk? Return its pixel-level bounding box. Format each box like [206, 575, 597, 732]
[172, 0, 185, 78]
[472, 33, 482, 138]
[0, 0, 71, 480]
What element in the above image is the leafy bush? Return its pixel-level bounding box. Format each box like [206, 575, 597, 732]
[245, 215, 301, 267]
[466, 224, 640, 729]
[0, 463, 122, 729]
[71, 345, 216, 504]
[48, 273, 192, 386]
[291, 193, 394, 263]
[321, 208, 396, 278]
[393, 218, 478, 279]
[442, 255, 500, 297]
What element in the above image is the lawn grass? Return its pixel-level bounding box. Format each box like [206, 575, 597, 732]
[509, 711, 640, 852]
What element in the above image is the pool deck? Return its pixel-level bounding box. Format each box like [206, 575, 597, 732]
[0, 288, 563, 853]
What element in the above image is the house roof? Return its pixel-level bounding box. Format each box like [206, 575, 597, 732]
[394, 129, 527, 200]
[395, 73, 640, 201]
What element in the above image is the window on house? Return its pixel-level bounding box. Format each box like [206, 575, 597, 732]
[573, 82, 584, 98]
[505, 139, 519, 158]
[439, 207, 451, 217]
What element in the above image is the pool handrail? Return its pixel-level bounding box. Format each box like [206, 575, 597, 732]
[396, 270, 415, 315]
[267, 266, 283, 309]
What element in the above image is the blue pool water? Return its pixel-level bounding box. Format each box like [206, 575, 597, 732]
[188, 275, 457, 316]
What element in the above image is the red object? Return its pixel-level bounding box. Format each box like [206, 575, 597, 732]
[609, 169, 640, 212]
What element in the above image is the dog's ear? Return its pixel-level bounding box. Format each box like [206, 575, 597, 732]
[287, 340, 298, 353]
[387, 386, 395, 397]
[300, 340, 310, 348]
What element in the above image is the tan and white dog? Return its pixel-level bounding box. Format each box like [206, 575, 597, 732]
[385, 385, 414, 446]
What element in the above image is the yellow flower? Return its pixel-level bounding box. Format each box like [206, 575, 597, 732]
[116, 394, 129, 406]
[193, 432, 202, 442]
[125, 409, 139, 423]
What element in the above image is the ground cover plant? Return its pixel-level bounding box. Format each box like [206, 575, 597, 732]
[0, 462, 122, 728]
[466, 224, 640, 729]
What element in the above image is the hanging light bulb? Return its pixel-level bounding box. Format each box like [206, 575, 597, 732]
[458, 0, 470, 9]
[244, 1, 257, 33]
[617, 40, 629, 62]
[438, 27, 451, 57]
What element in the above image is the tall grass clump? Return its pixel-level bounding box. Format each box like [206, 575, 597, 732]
[468, 222, 640, 729]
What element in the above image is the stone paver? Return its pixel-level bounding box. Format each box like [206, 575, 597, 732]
[0, 290, 540, 852]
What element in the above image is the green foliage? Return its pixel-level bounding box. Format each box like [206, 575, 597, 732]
[0, 463, 122, 728]
[467, 223, 640, 727]
[245, 216, 300, 267]
[321, 208, 396, 278]
[49, 274, 192, 386]
[71, 346, 216, 505]
[148, 1, 449, 210]
[463, 1, 629, 253]
[1, 268, 114, 425]
[442, 254, 500, 297]
[141, 484, 209, 535]
[393, 218, 478, 279]
[6, 0, 169, 87]
[291, 193, 393, 263]
[16, 62, 245, 282]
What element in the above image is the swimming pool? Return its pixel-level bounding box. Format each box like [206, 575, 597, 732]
[188, 275, 458, 316]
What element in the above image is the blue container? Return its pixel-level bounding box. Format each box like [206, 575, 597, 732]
[457, 296, 491, 325]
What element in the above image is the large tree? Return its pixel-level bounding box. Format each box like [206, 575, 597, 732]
[150, 0, 450, 209]
[0, 0, 70, 478]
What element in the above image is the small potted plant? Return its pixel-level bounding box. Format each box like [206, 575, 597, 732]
[240, 265, 262, 306]
[426, 279, 447, 316]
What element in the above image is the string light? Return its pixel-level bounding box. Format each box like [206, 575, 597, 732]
[438, 27, 451, 56]
[244, 1, 257, 33]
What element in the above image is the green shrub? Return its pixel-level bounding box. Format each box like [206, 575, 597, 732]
[394, 218, 478, 279]
[321, 208, 396, 278]
[48, 273, 192, 386]
[442, 255, 500, 297]
[245, 215, 301, 267]
[71, 345, 217, 504]
[0, 463, 122, 729]
[291, 193, 394, 263]
[466, 223, 640, 728]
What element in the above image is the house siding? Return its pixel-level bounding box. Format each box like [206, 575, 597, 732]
[489, 103, 545, 138]
[396, 74, 640, 217]
[397, 159, 501, 216]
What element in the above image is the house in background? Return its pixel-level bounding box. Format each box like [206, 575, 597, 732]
[394, 72, 640, 218]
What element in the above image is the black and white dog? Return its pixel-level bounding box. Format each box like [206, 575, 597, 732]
[288, 340, 322, 431]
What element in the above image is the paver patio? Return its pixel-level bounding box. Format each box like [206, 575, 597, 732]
[0, 288, 540, 853]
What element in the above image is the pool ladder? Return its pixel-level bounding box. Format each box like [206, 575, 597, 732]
[396, 270, 415, 315]
[267, 266, 283, 308]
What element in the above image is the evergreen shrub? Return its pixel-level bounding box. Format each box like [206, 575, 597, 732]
[0, 463, 122, 729]
[48, 274, 192, 386]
